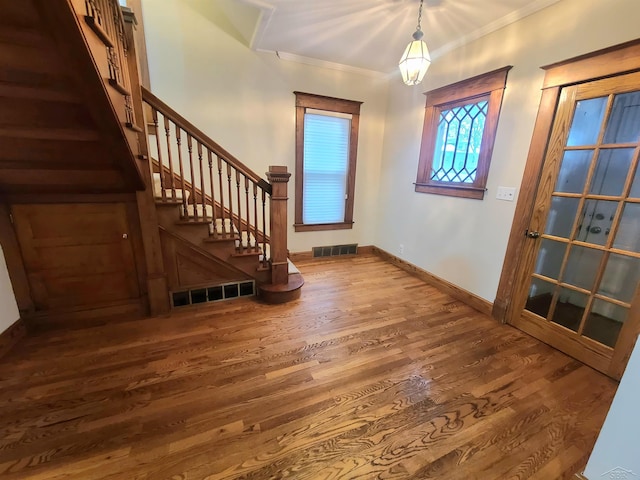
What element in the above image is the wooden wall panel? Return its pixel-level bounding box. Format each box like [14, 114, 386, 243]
[11, 203, 141, 311]
[159, 229, 249, 291]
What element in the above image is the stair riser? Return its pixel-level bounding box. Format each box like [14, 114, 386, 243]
[159, 203, 271, 283]
[156, 202, 184, 226]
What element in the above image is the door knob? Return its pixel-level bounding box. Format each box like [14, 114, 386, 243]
[527, 230, 540, 239]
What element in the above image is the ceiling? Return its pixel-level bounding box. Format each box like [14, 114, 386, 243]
[189, 0, 562, 75]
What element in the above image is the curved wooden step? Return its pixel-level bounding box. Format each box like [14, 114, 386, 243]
[258, 273, 304, 304]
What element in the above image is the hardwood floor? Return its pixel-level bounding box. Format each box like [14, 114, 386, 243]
[0, 254, 617, 479]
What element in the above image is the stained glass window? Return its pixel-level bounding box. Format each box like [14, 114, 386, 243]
[415, 67, 511, 199]
[430, 100, 488, 183]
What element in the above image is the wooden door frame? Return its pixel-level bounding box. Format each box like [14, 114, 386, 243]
[493, 38, 640, 378]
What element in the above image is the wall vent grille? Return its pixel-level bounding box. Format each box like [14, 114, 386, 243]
[171, 280, 255, 308]
[312, 244, 358, 258]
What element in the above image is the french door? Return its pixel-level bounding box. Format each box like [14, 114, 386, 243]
[509, 70, 640, 379]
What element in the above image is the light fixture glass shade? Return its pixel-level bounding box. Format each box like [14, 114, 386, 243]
[398, 37, 431, 86]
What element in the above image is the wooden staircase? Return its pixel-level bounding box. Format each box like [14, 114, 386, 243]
[141, 89, 303, 305]
[0, 0, 302, 328]
[0, 0, 144, 195]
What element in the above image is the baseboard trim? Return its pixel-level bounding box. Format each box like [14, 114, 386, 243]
[0, 318, 26, 359]
[371, 246, 493, 316]
[25, 299, 148, 332]
[289, 251, 312, 262]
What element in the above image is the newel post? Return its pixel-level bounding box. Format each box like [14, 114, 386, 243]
[122, 6, 170, 315]
[265, 166, 291, 285]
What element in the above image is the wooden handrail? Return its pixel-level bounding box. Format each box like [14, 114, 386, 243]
[138, 55, 289, 282]
[141, 87, 268, 190]
[143, 90, 278, 263]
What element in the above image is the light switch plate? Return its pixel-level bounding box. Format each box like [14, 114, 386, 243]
[496, 186, 516, 201]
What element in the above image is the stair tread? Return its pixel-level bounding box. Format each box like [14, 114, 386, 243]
[231, 250, 262, 258]
[258, 273, 304, 303]
[155, 199, 184, 206]
[0, 82, 80, 103]
[203, 235, 239, 243]
[175, 219, 212, 225]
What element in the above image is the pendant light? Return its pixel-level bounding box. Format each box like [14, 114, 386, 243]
[398, 0, 431, 85]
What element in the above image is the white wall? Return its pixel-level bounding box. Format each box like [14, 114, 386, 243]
[0, 245, 20, 334]
[141, 0, 389, 253]
[584, 336, 640, 479]
[376, 0, 640, 302]
[141, 0, 640, 300]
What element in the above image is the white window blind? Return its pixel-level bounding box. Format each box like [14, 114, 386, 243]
[303, 111, 351, 224]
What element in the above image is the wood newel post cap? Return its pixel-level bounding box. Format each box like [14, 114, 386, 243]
[122, 7, 137, 25]
[266, 166, 291, 183]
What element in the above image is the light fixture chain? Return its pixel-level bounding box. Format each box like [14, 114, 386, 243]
[416, 0, 424, 31]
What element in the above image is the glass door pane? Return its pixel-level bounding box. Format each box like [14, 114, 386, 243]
[524, 86, 640, 351]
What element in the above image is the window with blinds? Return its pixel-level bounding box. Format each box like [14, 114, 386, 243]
[294, 92, 362, 232]
[302, 111, 351, 224]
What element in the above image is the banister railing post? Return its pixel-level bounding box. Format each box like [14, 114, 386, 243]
[122, 6, 170, 315]
[265, 166, 290, 285]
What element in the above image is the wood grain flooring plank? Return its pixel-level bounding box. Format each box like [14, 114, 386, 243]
[0, 254, 617, 479]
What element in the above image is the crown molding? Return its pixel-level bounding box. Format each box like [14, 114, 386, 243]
[257, 49, 387, 78]
[431, 0, 561, 59]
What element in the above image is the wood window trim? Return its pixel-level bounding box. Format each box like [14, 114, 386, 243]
[293, 222, 354, 233]
[415, 66, 512, 199]
[493, 38, 640, 330]
[294, 92, 362, 232]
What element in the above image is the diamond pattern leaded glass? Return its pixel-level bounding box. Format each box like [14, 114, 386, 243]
[430, 100, 488, 183]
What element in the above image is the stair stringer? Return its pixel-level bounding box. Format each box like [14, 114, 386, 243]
[159, 228, 251, 291]
[156, 203, 271, 287]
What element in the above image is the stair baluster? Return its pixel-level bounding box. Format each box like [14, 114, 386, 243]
[84, 0, 100, 28]
[226, 164, 234, 242]
[175, 126, 188, 218]
[262, 189, 268, 267]
[111, 3, 134, 124]
[186, 135, 197, 220]
[106, 1, 120, 85]
[217, 155, 226, 237]
[197, 142, 207, 222]
[235, 171, 243, 253]
[244, 176, 251, 251]
[151, 108, 165, 201]
[208, 151, 216, 223]
[163, 115, 176, 201]
[84, 0, 138, 128]
[253, 183, 259, 253]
